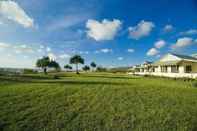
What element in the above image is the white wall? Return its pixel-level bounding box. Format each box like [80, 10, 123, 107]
[133, 72, 197, 78]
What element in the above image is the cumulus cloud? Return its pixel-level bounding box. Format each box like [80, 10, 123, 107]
[154, 40, 166, 49]
[179, 29, 197, 36]
[0, 1, 34, 28]
[127, 48, 135, 53]
[163, 24, 173, 32]
[128, 20, 155, 40]
[48, 53, 57, 61]
[171, 37, 193, 49]
[86, 19, 122, 41]
[147, 48, 159, 56]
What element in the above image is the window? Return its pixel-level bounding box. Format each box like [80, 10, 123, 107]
[161, 66, 167, 73]
[185, 65, 192, 73]
[152, 68, 155, 72]
[171, 65, 179, 73]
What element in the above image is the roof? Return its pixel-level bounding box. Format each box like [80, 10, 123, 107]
[153, 61, 180, 66]
[153, 53, 197, 66]
[170, 53, 197, 61]
[143, 61, 153, 65]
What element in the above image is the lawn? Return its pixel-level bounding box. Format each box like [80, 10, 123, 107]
[0, 73, 197, 131]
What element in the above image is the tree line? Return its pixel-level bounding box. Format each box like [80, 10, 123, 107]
[36, 55, 98, 74]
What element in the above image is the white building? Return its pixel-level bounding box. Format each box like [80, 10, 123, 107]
[132, 53, 197, 78]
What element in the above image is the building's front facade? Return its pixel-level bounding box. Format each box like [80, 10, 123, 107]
[132, 53, 197, 78]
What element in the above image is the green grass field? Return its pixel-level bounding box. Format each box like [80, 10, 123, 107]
[0, 73, 197, 131]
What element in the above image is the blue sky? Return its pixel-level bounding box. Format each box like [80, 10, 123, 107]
[0, 0, 197, 68]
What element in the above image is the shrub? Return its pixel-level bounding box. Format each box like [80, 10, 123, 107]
[192, 81, 197, 88]
[24, 69, 38, 74]
[53, 75, 60, 79]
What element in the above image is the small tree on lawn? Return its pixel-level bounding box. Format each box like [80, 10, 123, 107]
[82, 65, 90, 72]
[49, 60, 61, 72]
[90, 62, 97, 71]
[64, 64, 72, 71]
[69, 55, 84, 74]
[36, 56, 50, 74]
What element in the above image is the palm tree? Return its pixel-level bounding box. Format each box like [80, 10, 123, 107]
[36, 56, 50, 74]
[90, 62, 97, 71]
[82, 65, 90, 72]
[69, 55, 84, 74]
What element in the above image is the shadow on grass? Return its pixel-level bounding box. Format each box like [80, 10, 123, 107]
[37, 80, 132, 86]
[0, 77, 133, 86]
[73, 75, 134, 80]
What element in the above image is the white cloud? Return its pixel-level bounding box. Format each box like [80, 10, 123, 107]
[79, 51, 89, 55]
[59, 54, 70, 59]
[171, 37, 193, 49]
[40, 45, 44, 49]
[127, 48, 135, 53]
[0, 42, 10, 49]
[37, 49, 43, 53]
[0, 42, 57, 68]
[117, 57, 123, 60]
[0, 1, 34, 28]
[0, 20, 3, 25]
[128, 20, 155, 40]
[100, 48, 113, 53]
[0, 42, 35, 54]
[154, 40, 166, 49]
[47, 14, 91, 31]
[46, 47, 51, 52]
[163, 24, 173, 32]
[0, 53, 37, 68]
[23, 55, 29, 59]
[94, 50, 100, 54]
[14, 44, 35, 53]
[48, 53, 56, 61]
[147, 48, 159, 56]
[180, 29, 197, 36]
[86, 19, 122, 41]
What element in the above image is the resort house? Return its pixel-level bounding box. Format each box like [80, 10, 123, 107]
[132, 53, 197, 78]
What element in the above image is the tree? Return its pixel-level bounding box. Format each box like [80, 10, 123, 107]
[36, 56, 50, 74]
[82, 65, 90, 72]
[64, 64, 72, 71]
[49, 60, 61, 71]
[96, 66, 107, 72]
[90, 62, 97, 71]
[69, 55, 84, 74]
